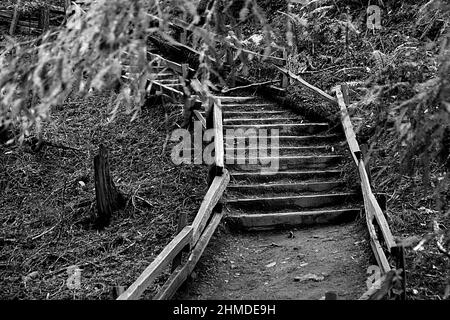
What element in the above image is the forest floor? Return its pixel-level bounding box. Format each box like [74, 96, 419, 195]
[0, 89, 208, 299]
[176, 223, 370, 300]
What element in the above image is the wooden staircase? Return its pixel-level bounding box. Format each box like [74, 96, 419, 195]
[218, 96, 362, 231]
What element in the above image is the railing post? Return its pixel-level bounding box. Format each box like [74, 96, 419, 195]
[281, 48, 289, 88]
[9, 1, 20, 36]
[38, 4, 50, 33]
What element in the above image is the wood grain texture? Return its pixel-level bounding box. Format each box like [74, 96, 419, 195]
[117, 226, 193, 300]
[154, 212, 223, 300]
[276, 66, 338, 105]
[191, 170, 229, 245]
[213, 102, 224, 173]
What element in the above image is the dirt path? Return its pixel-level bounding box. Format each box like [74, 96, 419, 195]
[176, 222, 370, 300]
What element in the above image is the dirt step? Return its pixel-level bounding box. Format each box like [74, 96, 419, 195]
[230, 169, 343, 183]
[225, 145, 338, 156]
[225, 193, 361, 211]
[226, 155, 343, 171]
[225, 208, 361, 231]
[226, 180, 347, 195]
[223, 118, 304, 125]
[224, 134, 343, 146]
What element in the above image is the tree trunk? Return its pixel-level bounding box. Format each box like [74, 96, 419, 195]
[94, 144, 125, 228]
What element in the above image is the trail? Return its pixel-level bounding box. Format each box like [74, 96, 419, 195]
[175, 96, 370, 300]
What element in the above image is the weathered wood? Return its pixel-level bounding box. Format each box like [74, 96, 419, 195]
[221, 80, 280, 93]
[281, 49, 289, 88]
[359, 160, 396, 252]
[359, 270, 396, 300]
[215, 96, 255, 103]
[171, 211, 188, 272]
[393, 245, 406, 300]
[276, 66, 338, 105]
[227, 209, 360, 231]
[117, 226, 193, 300]
[193, 110, 206, 129]
[336, 84, 396, 275]
[181, 97, 192, 129]
[335, 86, 360, 165]
[148, 52, 195, 75]
[154, 212, 223, 300]
[150, 81, 184, 98]
[94, 144, 125, 228]
[191, 170, 229, 245]
[38, 4, 50, 32]
[213, 101, 224, 175]
[9, 2, 20, 35]
[361, 143, 372, 186]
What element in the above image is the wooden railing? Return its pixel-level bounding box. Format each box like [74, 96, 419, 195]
[117, 91, 228, 301]
[274, 66, 406, 299]
[154, 16, 290, 91]
[334, 84, 406, 300]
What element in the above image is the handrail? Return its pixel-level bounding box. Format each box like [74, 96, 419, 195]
[334, 84, 405, 299]
[276, 66, 338, 105]
[117, 88, 229, 300]
[117, 170, 230, 300]
[212, 99, 224, 175]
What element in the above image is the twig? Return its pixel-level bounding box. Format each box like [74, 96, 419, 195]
[31, 224, 57, 240]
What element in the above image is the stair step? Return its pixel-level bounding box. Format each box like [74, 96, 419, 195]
[216, 96, 256, 103]
[219, 103, 279, 112]
[230, 169, 342, 183]
[224, 134, 342, 146]
[223, 123, 330, 135]
[225, 208, 361, 231]
[227, 181, 346, 195]
[223, 118, 303, 125]
[223, 110, 288, 118]
[225, 155, 343, 171]
[154, 73, 175, 79]
[156, 79, 180, 84]
[225, 193, 361, 211]
[225, 145, 336, 156]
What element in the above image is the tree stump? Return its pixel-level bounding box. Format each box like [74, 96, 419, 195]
[94, 144, 125, 228]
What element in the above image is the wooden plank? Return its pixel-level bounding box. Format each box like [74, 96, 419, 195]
[154, 212, 223, 300]
[359, 161, 396, 252]
[193, 110, 206, 129]
[148, 52, 195, 74]
[191, 170, 229, 245]
[359, 270, 396, 300]
[213, 102, 224, 174]
[9, 2, 19, 35]
[215, 96, 255, 102]
[151, 81, 184, 98]
[281, 49, 289, 88]
[335, 86, 359, 165]
[276, 66, 337, 105]
[117, 226, 193, 300]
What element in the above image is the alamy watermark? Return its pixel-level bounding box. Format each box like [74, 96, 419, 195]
[170, 121, 280, 173]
